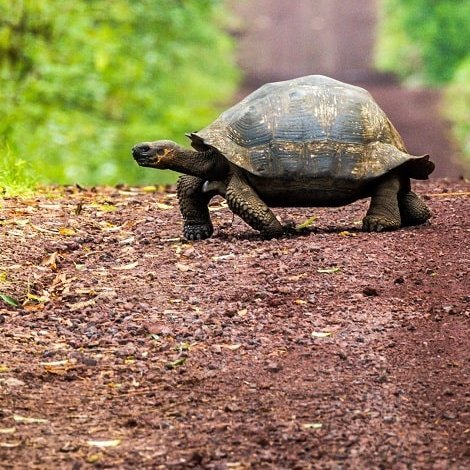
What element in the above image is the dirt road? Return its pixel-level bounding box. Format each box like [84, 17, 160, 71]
[1, 180, 469, 468]
[232, 0, 466, 178]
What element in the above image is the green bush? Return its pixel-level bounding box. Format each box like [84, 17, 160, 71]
[445, 59, 470, 163]
[0, 0, 239, 188]
[376, 0, 470, 84]
[0, 145, 36, 197]
[376, 0, 470, 166]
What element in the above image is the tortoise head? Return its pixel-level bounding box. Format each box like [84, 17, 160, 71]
[132, 140, 179, 169]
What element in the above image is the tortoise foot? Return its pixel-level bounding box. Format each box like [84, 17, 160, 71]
[183, 223, 213, 241]
[260, 228, 284, 239]
[362, 215, 401, 232]
[399, 191, 432, 226]
[259, 220, 286, 239]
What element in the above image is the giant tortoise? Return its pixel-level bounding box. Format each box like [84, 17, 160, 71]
[132, 75, 434, 240]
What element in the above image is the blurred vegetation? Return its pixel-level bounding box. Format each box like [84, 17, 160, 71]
[444, 58, 470, 162]
[376, 0, 470, 166]
[0, 145, 36, 197]
[0, 0, 240, 193]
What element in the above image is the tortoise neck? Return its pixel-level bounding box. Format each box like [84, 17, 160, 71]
[174, 147, 229, 179]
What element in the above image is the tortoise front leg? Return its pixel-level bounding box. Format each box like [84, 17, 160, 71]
[225, 174, 283, 238]
[176, 175, 214, 240]
[362, 174, 401, 232]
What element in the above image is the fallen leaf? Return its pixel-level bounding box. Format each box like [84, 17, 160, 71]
[31, 224, 59, 234]
[295, 299, 308, 305]
[219, 343, 242, 351]
[27, 293, 49, 303]
[141, 185, 158, 193]
[0, 442, 22, 448]
[86, 453, 103, 463]
[67, 299, 96, 311]
[0, 365, 9, 373]
[212, 253, 236, 261]
[288, 273, 308, 281]
[94, 203, 118, 213]
[75, 288, 97, 296]
[317, 267, 341, 274]
[40, 360, 69, 367]
[311, 331, 332, 338]
[295, 215, 318, 231]
[0, 272, 7, 282]
[302, 423, 322, 430]
[177, 342, 191, 352]
[0, 427, 16, 434]
[87, 439, 121, 448]
[0, 294, 19, 307]
[429, 191, 470, 197]
[338, 231, 356, 237]
[41, 252, 60, 270]
[113, 261, 139, 270]
[0, 378, 25, 387]
[14, 218, 29, 227]
[208, 200, 228, 212]
[42, 362, 74, 375]
[106, 382, 122, 389]
[156, 202, 172, 210]
[226, 462, 246, 470]
[38, 203, 61, 210]
[13, 415, 49, 424]
[175, 262, 194, 272]
[165, 358, 186, 369]
[59, 227, 76, 236]
[118, 236, 135, 245]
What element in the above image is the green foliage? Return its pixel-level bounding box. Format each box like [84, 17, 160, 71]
[375, 0, 422, 81]
[376, 0, 470, 164]
[376, 0, 470, 84]
[0, 0, 239, 187]
[0, 145, 36, 197]
[445, 59, 470, 163]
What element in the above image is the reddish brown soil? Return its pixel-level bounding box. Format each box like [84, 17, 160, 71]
[1, 180, 469, 469]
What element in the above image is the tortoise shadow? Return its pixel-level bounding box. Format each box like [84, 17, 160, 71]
[216, 224, 363, 241]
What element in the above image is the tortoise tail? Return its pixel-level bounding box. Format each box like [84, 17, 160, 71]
[405, 154, 435, 180]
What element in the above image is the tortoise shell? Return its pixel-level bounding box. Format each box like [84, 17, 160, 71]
[189, 75, 430, 181]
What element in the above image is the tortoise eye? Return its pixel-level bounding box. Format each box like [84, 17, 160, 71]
[156, 148, 166, 156]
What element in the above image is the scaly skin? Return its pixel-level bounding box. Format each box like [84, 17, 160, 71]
[225, 173, 283, 238]
[362, 174, 402, 232]
[133, 141, 433, 238]
[398, 191, 432, 226]
[176, 175, 214, 240]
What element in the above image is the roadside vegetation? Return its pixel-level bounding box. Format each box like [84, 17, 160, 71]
[376, 0, 470, 168]
[0, 0, 239, 194]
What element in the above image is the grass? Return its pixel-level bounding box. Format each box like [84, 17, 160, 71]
[0, 145, 37, 198]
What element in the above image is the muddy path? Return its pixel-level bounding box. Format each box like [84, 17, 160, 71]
[0, 180, 469, 468]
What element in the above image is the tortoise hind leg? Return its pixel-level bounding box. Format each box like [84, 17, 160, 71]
[225, 173, 283, 238]
[362, 174, 401, 232]
[177, 175, 214, 240]
[397, 177, 432, 226]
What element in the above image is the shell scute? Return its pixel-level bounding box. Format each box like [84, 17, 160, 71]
[191, 75, 431, 180]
